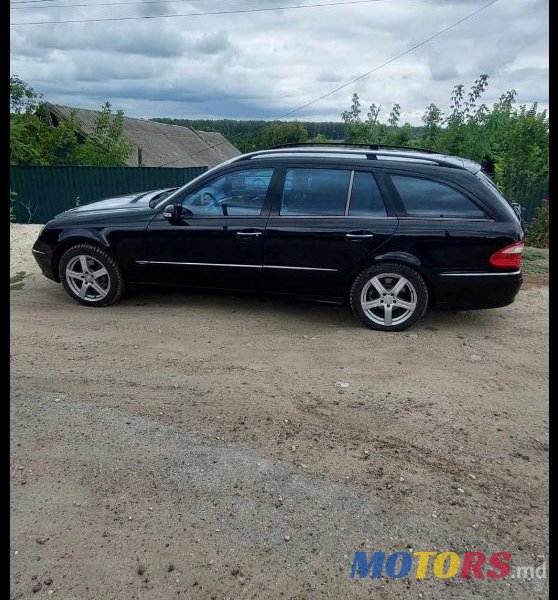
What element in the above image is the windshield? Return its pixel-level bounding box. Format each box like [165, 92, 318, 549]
[148, 188, 178, 208]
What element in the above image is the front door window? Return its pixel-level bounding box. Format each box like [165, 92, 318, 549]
[180, 169, 273, 217]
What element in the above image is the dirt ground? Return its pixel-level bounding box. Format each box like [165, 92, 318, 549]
[10, 224, 548, 599]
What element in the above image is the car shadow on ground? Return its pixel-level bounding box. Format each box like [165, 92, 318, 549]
[115, 283, 503, 333]
[18, 275, 506, 333]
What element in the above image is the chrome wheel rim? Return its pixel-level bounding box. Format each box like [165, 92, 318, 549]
[65, 255, 110, 302]
[360, 273, 417, 327]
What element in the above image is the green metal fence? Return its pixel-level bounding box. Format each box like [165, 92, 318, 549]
[10, 164, 548, 224]
[513, 177, 549, 222]
[10, 165, 208, 224]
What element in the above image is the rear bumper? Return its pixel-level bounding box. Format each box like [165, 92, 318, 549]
[430, 269, 522, 310]
[32, 240, 59, 282]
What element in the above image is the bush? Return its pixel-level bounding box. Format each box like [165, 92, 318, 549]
[525, 201, 549, 248]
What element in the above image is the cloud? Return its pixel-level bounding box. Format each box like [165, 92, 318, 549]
[10, 0, 548, 123]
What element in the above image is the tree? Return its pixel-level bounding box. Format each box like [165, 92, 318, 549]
[10, 75, 43, 114]
[341, 93, 382, 143]
[366, 103, 382, 126]
[259, 122, 308, 147]
[340, 75, 549, 216]
[341, 93, 362, 125]
[10, 78, 134, 167]
[10, 115, 45, 164]
[388, 104, 401, 128]
[421, 103, 443, 148]
[74, 102, 134, 166]
[491, 103, 549, 203]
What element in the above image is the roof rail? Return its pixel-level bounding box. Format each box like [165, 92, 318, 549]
[268, 142, 440, 155]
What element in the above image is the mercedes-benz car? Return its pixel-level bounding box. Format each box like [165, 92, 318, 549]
[32, 144, 524, 331]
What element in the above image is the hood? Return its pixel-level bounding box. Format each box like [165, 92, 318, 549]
[58, 188, 177, 216]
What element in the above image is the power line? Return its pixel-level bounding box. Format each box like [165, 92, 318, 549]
[276, 0, 501, 119]
[11, 0, 400, 24]
[10, 0, 224, 9]
[158, 0, 502, 166]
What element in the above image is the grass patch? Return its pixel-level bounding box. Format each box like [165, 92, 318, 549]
[522, 247, 549, 276]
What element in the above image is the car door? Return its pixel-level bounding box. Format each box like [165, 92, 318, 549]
[262, 164, 398, 298]
[141, 166, 276, 291]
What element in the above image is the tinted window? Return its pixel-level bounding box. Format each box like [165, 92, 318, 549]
[181, 168, 273, 216]
[391, 175, 487, 218]
[280, 169, 350, 216]
[349, 172, 387, 216]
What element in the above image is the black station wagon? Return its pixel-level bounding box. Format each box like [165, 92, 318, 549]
[32, 144, 524, 331]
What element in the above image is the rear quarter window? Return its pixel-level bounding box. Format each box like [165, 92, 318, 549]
[391, 174, 488, 219]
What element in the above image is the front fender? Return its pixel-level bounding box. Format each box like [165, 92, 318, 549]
[58, 228, 110, 249]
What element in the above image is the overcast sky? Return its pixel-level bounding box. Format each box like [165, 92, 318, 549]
[10, 0, 548, 124]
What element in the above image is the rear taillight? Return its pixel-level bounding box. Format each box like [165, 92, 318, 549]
[489, 241, 524, 269]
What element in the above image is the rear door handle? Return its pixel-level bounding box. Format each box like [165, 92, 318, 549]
[345, 232, 374, 240]
[236, 230, 263, 238]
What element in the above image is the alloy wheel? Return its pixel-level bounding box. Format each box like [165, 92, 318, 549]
[360, 273, 417, 327]
[65, 255, 111, 302]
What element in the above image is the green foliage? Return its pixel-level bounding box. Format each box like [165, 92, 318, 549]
[259, 121, 309, 147]
[341, 76, 549, 221]
[10, 114, 45, 164]
[524, 202, 549, 248]
[72, 102, 134, 166]
[310, 133, 329, 143]
[10, 75, 43, 114]
[491, 103, 549, 202]
[152, 118, 347, 149]
[421, 103, 443, 149]
[10, 78, 134, 168]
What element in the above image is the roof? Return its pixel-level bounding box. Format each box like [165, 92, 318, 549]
[43, 102, 241, 168]
[237, 145, 482, 173]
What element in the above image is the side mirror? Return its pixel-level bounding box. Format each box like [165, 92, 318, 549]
[163, 204, 176, 220]
[163, 204, 193, 221]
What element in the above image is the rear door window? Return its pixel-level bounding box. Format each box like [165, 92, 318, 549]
[348, 172, 387, 216]
[390, 174, 487, 218]
[280, 169, 350, 216]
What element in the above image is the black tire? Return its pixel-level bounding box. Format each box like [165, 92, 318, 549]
[58, 243, 125, 307]
[350, 262, 428, 331]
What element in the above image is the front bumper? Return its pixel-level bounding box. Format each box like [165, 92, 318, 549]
[32, 239, 59, 282]
[430, 269, 523, 310]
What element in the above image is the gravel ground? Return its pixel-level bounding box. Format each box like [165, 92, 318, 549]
[10, 224, 548, 599]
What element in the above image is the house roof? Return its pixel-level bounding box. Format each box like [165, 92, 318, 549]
[43, 102, 241, 168]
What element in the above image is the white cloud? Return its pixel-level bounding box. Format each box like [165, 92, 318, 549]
[10, 0, 548, 123]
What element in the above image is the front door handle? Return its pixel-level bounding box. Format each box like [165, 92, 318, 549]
[236, 230, 263, 238]
[345, 232, 374, 240]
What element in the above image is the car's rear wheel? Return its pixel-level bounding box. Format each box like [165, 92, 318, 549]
[59, 243, 125, 307]
[350, 263, 428, 331]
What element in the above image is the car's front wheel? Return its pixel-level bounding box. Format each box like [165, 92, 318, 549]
[59, 243, 125, 307]
[350, 263, 428, 331]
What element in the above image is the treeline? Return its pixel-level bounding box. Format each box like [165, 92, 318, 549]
[151, 118, 347, 152]
[151, 117, 425, 153]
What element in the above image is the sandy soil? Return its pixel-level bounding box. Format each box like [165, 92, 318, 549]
[10, 224, 548, 599]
